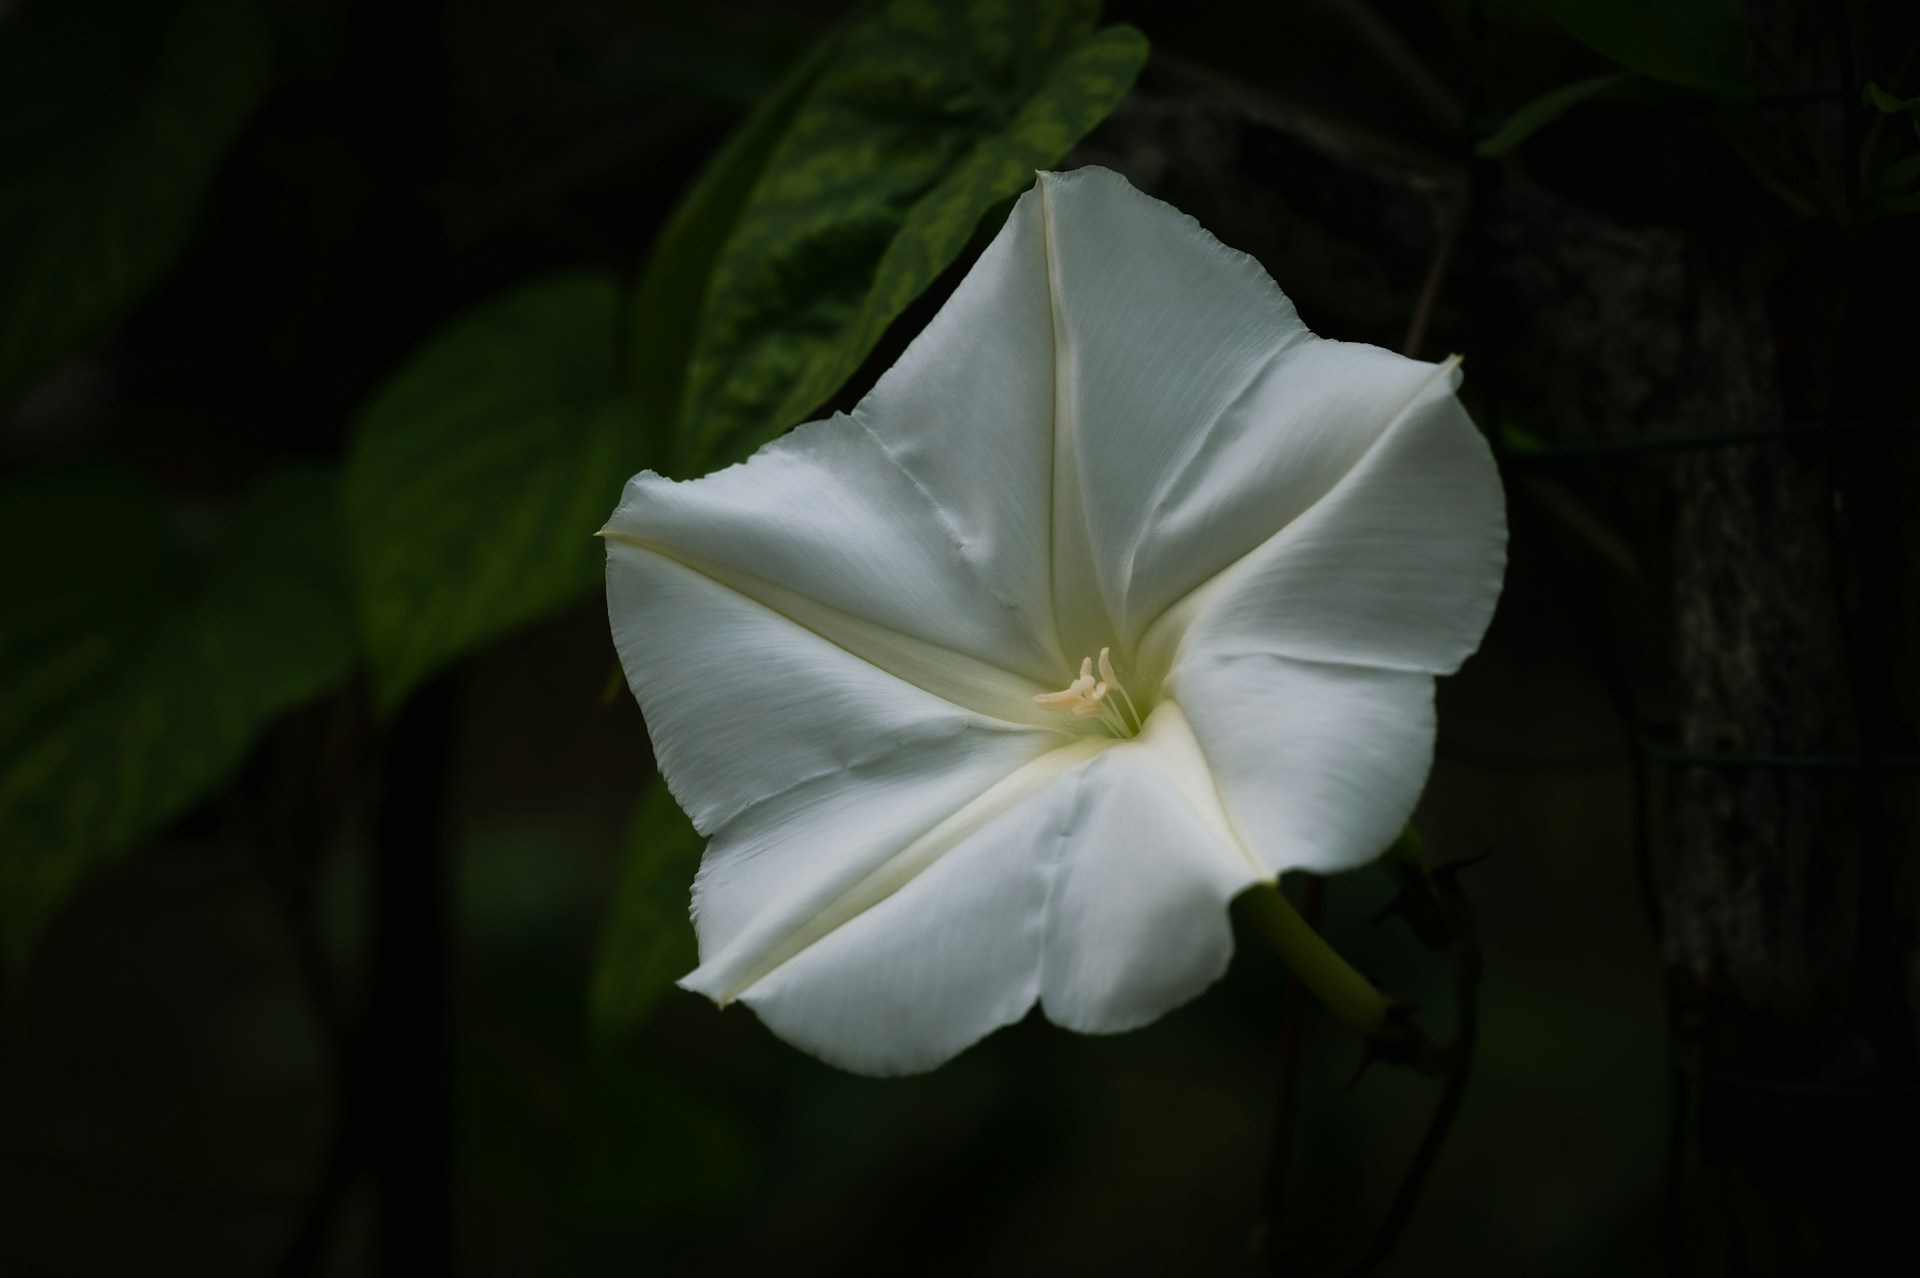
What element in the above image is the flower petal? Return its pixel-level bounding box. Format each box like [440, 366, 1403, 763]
[604, 420, 1061, 711]
[603, 165, 1509, 1076]
[1026, 165, 1308, 655]
[1037, 701, 1267, 1033]
[1028, 168, 1501, 679]
[846, 181, 1067, 678]
[1169, 653, 1437, 876]
[1141, 363, 1505, 679]
[607, 162, 1094, 698]
[722, 703, 1266, 1074]
[714, 740, 1104, 1076]
[605, 539, 1057, 846]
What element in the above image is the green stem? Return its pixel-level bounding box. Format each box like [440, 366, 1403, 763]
[1239, 883, 1394, 1039]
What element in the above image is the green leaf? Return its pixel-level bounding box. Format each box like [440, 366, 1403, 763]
[1528, 0, 1746, 95]
[0, 0, 271, 403]
[1874, 151, 1920, 193]
[1869, 191, 1920, 218]
[1864, 81, 1920, 141]
[631, 38, 835, 468]
[0, 468, 179, 767]
[1477, 72, 1635, 156]
[0, 466, 356, 966]
[343, 273, 635, 712]
[591, 780, 705, 1037]
[673, 0, 1149, 471]
[1864, 81, 1920, 116]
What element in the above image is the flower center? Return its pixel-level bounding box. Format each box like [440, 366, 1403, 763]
[1033, 646, 1144, 738]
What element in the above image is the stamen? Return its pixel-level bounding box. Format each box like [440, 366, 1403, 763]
[1032, 646, 1143, 737]
[1097, 645, 1145, 733]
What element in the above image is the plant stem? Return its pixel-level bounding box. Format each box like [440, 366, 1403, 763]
[1402, 184, 1469, 359]
[1238, 882, 1393, 1039]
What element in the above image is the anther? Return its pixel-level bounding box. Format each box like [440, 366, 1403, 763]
[1033, 647, 1142, 737]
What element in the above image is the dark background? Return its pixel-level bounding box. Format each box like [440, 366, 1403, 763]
[2, 1, 1915, 1275]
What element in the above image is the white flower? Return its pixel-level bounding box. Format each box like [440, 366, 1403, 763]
[603, 167, 1505, 1076]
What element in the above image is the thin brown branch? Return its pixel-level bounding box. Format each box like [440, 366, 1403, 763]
[1402, 183, 1470, 359]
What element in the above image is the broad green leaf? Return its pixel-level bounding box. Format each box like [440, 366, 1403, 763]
[0, 0, 271, 403]
[343, 273, 634, 712]
[0, 466, 356, 966]
[675, 0, 1149, 470]
[631, 38, 835, 468]
[1529, 0, 1746, 96]
[1477, 72, 1635, 156]
[591, 780, 705, 1036]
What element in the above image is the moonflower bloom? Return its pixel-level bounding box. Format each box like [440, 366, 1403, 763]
[603, 167, 1505, 1076]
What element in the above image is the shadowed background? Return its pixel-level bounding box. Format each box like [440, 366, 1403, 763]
[1, 1, 1914, 1275]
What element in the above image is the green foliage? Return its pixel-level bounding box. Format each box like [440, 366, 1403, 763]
[346, 0, 1149, 711]
[1528, 0, 1746, 95]
[1879, 153, 1920, 190]
[0, 0, 270, 404]
[1477, 72, 1635, 156]
[343, 274, 635, 713]
[1863, 85, 1920, 218]
[592, 780, 707, 1037]
[0, 466, 355, 966]
[1864, 81, 1920, 129]
[631, 40, 835, 469]
[454, 799, 754, 1228]
[666, 0, 1149, 471]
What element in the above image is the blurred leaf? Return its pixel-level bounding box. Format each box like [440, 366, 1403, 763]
[591, 780, 704, 1037]
[343, 273, 634, 712]
[1385, 824, 1428, 872]
[1477, 72, 1634, 156]
[1497, 419, 1548, 453]
[1863, 81, 1920, 117]
[672, 0, 1149, 471]
[1864, 81, 1920, 142]
[0, 468, 179, 766]
[1715, 120, 1821, 218]
[631, 37, 835, 468]
[0, 466, 355, 967]
[1868, 191, 1920, 218]
[1528, 0, 1746, 95]
[0, 0, 271, 404]
[1875, 152, 1920, 192]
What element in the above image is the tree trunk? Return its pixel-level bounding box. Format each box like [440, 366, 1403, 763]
[1662, 5, 1920, 1271]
